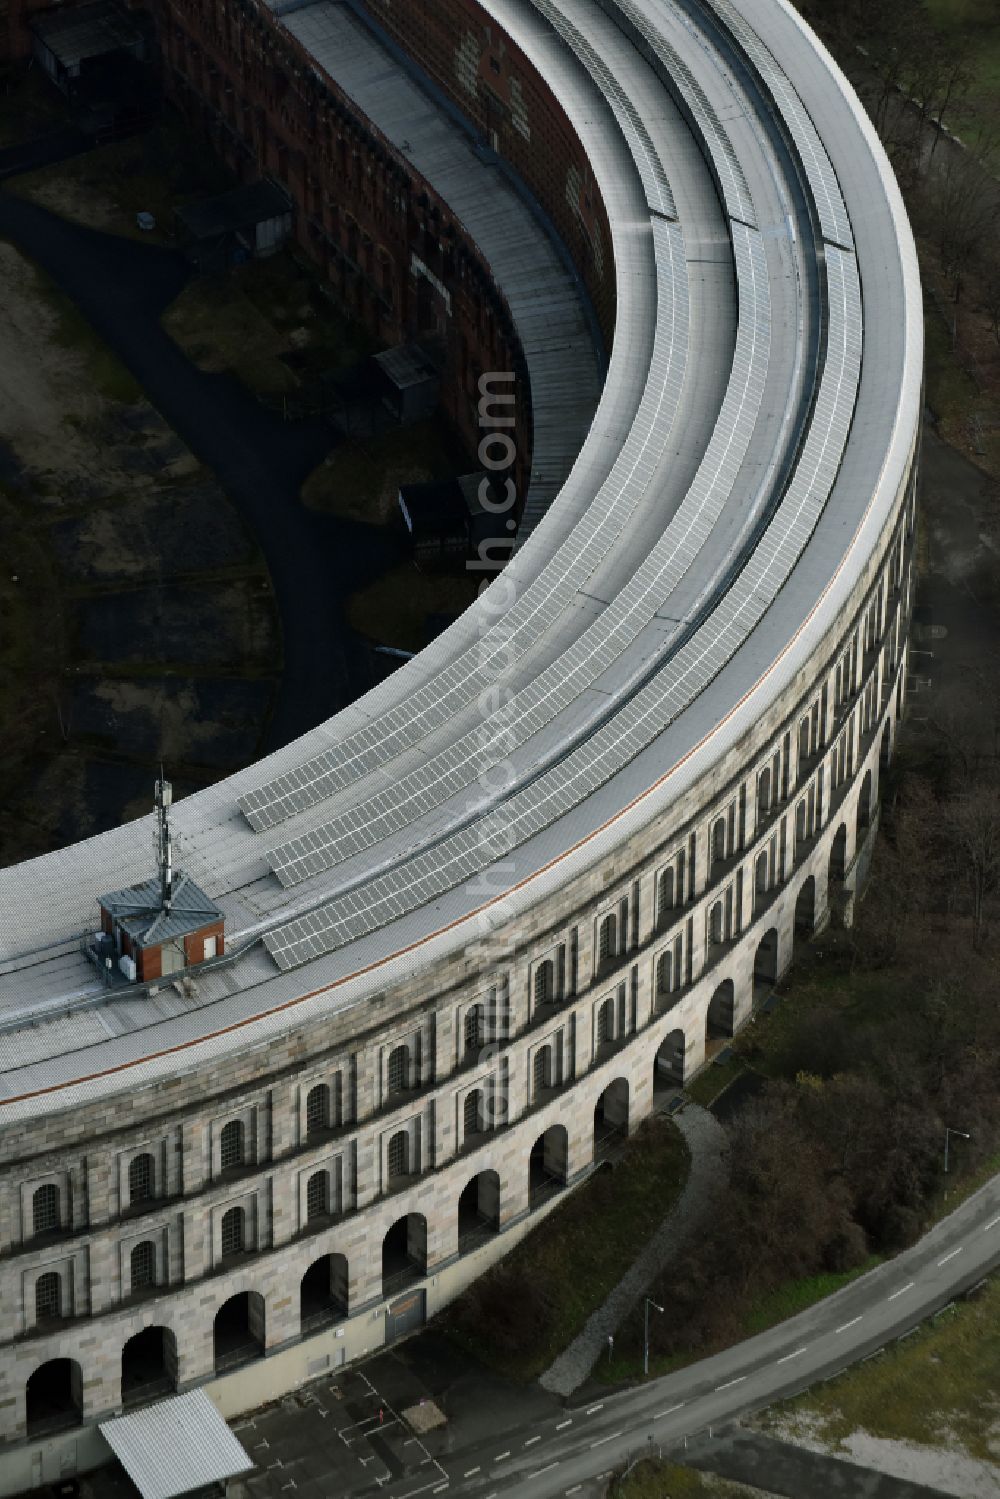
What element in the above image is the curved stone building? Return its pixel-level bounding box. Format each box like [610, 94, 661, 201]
[0, 0, 921, 1487]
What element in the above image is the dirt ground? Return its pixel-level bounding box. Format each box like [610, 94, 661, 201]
[0, 237, 280, 865]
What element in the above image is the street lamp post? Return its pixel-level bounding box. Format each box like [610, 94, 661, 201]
[944, 1127, 970, 1174]
[643, 1298, 664, 1377]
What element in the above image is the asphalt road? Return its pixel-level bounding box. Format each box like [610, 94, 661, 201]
[376, 1174, 1000, 1499]
[0, 188, 402, 753]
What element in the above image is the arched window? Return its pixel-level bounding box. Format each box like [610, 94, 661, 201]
[306, 1171, 329, 1221]
[656, 949, 672, 996]
[657, 867, 674, 922]
[220, 1120, 244, 1173]
[32, 1184, 59, 1237]
[533, 1047, 552, 1097]
[533, 961, 554, 1008]
[464, 1005, 484, 1057]
[464, 1090, 482, 1139]
[35, 1272, 62, 1322]
[221, 1207, 245, 1259]
[305, 1085, 329, 1136]
[598, 914, 616, 967]
[388, 1130, 409, 1179]
[130, 1240, 156, 1292]
[711, 818, 726, 867]
[128, 1153, 154, 1206]
[387, 1045, 410, 1095]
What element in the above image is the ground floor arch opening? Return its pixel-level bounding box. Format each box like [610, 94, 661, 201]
[856, 770, 873, 844]
[653, 1028, 685, 1096]
[828, 824, 848, 927]
[458, 1170, 501, 1251]
[594, 1078, 629, 1157]
[753, 927, 778, 1003]
[213, 1291, 265, 1374]
[122, 1325, 177, 1406]
[529, 1124, 568, 1207]
[26, 1359, 82, 1437]
[300, 1253, 348, 1332]
[382, 1213, 427, 1297]
[706, 979, 735, 1043]
[794, 876, 816, 957]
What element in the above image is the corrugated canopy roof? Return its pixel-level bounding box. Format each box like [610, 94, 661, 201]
[100, 1390, 253, 1499]
[99, 872, 221, 947]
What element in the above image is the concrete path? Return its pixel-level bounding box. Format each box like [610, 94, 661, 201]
[538, 1102, 730, 1397]
[683, 1429, 956, 1499]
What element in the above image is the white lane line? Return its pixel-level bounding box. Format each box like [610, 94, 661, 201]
[715, 1376, 746, 1391]
[494, 1451, 511, 1462]
[985, 1214, 1000, 1230]
[654, 1403, 685, 1418]
[835, 1316, 862, 1333]
[464, 1468, 480, 1478]
[586, 1403, 604, 1415]
[888, 1282, 915, 1301]
[590, 1430, 624, 1448]
[525, 1436, 541, 1447]
[532, 1463, 560, 1478]
[938, 1247, 963, 1266]
[556, 1419, 573, 1430]
[566, 1487, 582, 1496]
[777, 1347, 808, 1364]
[432, 1486, 449, 1495]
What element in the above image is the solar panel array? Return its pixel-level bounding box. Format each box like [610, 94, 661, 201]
[703, 0, 853, 249]
[263, 246, 862, 971]
[528, 0, 676, 219]
[596, 0, 756, 226]
[267, 223, 770, 888]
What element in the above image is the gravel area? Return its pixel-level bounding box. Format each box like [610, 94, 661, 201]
[539, 1102, 730, 1396]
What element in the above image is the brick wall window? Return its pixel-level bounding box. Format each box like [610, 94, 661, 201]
[220, 1120, 245, 1172]
[32, 1184, 59, 1237]
[387, 1130, 409, 1179]
[129, 1153, 154, 1206]
[35, 1271, 62, 1322]
[387, 1045, 410, 1095]
[130, 1240, 156, 1291]
[221, 1206, 245, 1258]
[306, 1171, 329, 1221]
[306, 1084, 330, 1135]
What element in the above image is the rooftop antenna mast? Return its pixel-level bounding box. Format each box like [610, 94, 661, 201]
[155, 769, 174, 911]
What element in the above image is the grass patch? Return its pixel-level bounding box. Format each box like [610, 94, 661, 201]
[926, 0, 1000, 156]
[440, 1117, 689, 1383]
[304, 418, 472, 527]
[766, 1273, 1000, 1460]
[162, 250, 383, 396]
[609, 1460, 765, 1497]
[347, 563, 477, 654]
[743, 1257, 884, 1337]
[685, 1052, 747, 1108]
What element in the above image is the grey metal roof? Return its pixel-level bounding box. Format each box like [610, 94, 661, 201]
[100, 872, 222, 946]
[175, 179, 292, 240]
[100, 1390, 253, 1499]
[0, 0, 923, 1116]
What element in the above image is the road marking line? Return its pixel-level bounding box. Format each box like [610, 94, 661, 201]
[566, 1487, 582, 1495]
[464, 1468, 480, 1478]
[556, 1419, 573, 1430]
[777, 1347, 808, 1364]
[715, 1376, 746, 1391]
[525, 1436, 541, 1446]
[938, 1247, 963, 1266]
[835, 1316, 862, 1333]
[432, 1486, 449, 1495]
[494, 1452, 511, 1462]
[888, 1282, 914, 1301]
[590, 1430, 624, 1448]
[532, 1463, 560, 1478]
[586, 1403, 604, 1415]
[985, 1215, 1000, 1230]
[654, 1403, 685, 1418]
